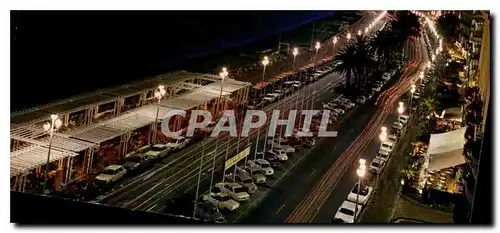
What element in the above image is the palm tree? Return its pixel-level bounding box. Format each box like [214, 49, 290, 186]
[436, 13, 461, 43]
[333, 44, 358, 89]
[391, 11, 421, 43]
[353, 35, 375, 88]
[423, 97, 437, 116]
[369, 30, 398, 73]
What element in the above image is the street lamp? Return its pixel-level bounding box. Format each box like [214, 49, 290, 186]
[347, 32, 351, 41]
[410, 84, 416, 115]
[419, 71, 424, 85]
[427, 61, 431, 69]
[315, 41, 321, 58]
[358, 30, 362, 36]
[355, 159, 366, 220]
[42, 114, 63, 194]
[292, 47, 299, 70]
[431, 54, 436, 62]
[210, 67, 228, 188]
[255, 56, 270, 158]
[152, 85, 166, 145]
[398, 102, 405, 116]
[332, 37, 338, 54]
[365, 27, 368, 34]
[376, 127, 387, 190]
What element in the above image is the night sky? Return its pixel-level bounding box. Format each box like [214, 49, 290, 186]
[11, 11, 334, 111]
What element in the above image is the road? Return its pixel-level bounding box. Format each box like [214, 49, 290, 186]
[236, 34, 428, 223]
[93, 11, 388, 213]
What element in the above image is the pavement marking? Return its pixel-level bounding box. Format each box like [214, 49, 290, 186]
[310, 169, 317, 177]
[276, 204, 286, 215]
[147, 204, 158, 212]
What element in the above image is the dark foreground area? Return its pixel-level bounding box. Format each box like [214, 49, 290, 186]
[10, 191, 207, 224]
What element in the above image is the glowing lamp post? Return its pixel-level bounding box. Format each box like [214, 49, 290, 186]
[151, 85, 166, 145]
[358, 30, 362, 36]
[315, 41, 321, 59]
[255, 57, 270, 158]
[42, 114, 63, 194]
[332, 37, 338, 54]
[292, 47, 299, 70]
[410, 84, 416, 115]
[347, 32, 351, 41]
[355, 159, 367, 220]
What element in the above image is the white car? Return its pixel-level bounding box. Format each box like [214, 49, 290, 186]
[144, 143, 171, 159]
[380, 141, 395, 153]
[331, 108, 345, 115]
[267, 138, 295, 153]
[377, 149, 391, 162]
[398, 115, 410, 125]
[347, 184, 374, 205]
[95, 165, 127, 183]
[392, 121, 404, 131]
[214, 182, 250, 202]
[387, 134, 398, 144]
[413, 92, 421, 99]
[292, 81, 301, 88]
[356, 96, 367, 104]
[388, 70, 396, 76]
[166, 137, 190, 151]
[268, 149, 288, 161]
[334, 200, 363, 223]
[248, 159, 274, 176]
[372, 84, 383, 92]
[202, 193, 240, 212]
[382, 72, 391, 81]
[370, 157, 386, 174]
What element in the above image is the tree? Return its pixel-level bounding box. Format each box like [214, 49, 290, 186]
[333, 44, 358, 89]
[423, 97, 437, 116]
[369, 30, 399, 73]
[391, 11, 421, 43]
[353, 35, 375, 88]
[436, 13, 461, 43]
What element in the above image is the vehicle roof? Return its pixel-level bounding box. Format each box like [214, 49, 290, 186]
[236, 171, 252, 179]
[382, 141, 395, 146]
[255, 159, 270, 164]
[227, 182, 243, 188]
[153, 143, 167, 147]
[340, 200, 358, 210]
[378, 149, 390, 155]
[105, 165, 123, 170]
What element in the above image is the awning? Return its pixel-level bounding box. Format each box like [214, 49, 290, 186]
[426, 127, 467, 171]
[70, 104, 172, 144]
[442, 107, 463, 121]
[11, 145, 78, 177]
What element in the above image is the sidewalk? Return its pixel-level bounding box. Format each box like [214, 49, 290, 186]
[232, 12, 378, 84]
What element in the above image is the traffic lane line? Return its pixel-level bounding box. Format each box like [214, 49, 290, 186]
[236, 104, 377, 223]
[311, 112, 399, 223]
[287, 52, 423, 222]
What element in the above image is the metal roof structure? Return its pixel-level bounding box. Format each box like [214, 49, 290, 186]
[10, 71, 206, 127]
[11, 145, 78, 177]
[10, 71, 251, 177]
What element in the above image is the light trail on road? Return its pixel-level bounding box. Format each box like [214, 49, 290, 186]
[285, 36, 427, 223]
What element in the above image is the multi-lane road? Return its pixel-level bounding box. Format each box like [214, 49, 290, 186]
[239, 34, 429, 223]
[93, 10, 388, 218]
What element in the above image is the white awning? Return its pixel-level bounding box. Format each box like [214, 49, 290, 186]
[69, 104, 172, 144]
[11, 145, 78, 177]
[160, 90, 219, 110]
[426, 127, 467, 171]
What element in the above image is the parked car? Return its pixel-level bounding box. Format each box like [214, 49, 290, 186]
[398, 115, 410, 125]
[370, 157, 386, 174]
[334, 200, 362, 223]
[356, 96, 367, 104]
[95, 165, 127, 184]
[241, 166, 267, 184]
[195, 201, 226, 223]
[382, 73, 391, 81]
[248, 159, 274, 176]
[302, 137, 317, 148]
[379, 141, 395, 153]
[214, 182, 250, 202]
[233, 171, 258, 193]
[166, 137, 190, 151]
[267, 138, 295, 153]
[144, 143, 171, 160]
[122, 154, 153, 173]
[372, 84, 383, 92]
[202, 193, 240, 212]
[377, 149, 391, 162]
[268, 149, 288, 161]
[347, 183, 374, 205]
[387, 134, 398, 144]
